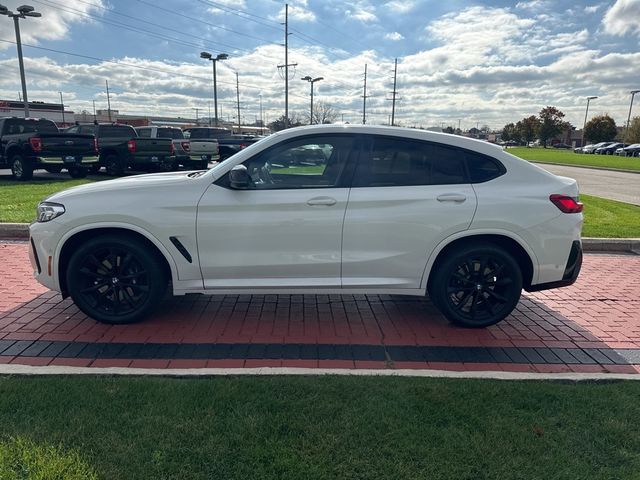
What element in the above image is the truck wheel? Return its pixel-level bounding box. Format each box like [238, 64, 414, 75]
[88, 164, 101, 174]
[44, 166, 63, 174]
[429, 244, 522, 328]
[105, 154, 124, 176]
[68, 167, 88, 179]
[10, 154, 33, 181]
[66, 234, 167, 324]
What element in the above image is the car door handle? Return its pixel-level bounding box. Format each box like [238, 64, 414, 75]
[307, 196, 337, 206]
[437, 193, 467, 203]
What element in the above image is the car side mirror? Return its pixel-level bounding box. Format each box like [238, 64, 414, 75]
[229, 165, 251, 189]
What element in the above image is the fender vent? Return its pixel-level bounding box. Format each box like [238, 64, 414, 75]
[169, 236, 192, 263]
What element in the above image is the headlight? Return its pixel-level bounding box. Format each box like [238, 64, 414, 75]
[37, 202, 65, 222]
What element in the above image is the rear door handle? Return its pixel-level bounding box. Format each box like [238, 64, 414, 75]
[437, 193, 467, 203]
[307, 196, 337, 206]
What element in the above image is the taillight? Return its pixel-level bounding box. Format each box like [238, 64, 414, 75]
[181, 141, 190, 152]
[169, 143, 175, 155]
[29, 136, 42, 153]
[550, 194, 583, 213]
[93, 137, 99, 154]
[127, 139, 136, 153]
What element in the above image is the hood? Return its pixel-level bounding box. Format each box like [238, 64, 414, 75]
[46, 171, 195, 203]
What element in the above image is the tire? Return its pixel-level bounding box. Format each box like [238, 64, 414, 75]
[88, 164, 101, 174]
[66, 235, 167, 324]
[429, 244, 523, 328]
[68, 166, 88, 179]
[10, 154, 33, 181]
[44, 165, 63, 174]
[105, 154, 125, 176]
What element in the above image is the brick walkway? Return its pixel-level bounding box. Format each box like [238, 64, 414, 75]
[1, 242, 639, 373]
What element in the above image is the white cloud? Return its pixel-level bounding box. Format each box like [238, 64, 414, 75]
[386, 0, 417, 14]
[0, 0, 105, 50]
[584, 4, 604, 13]
[515, 1, 549, 10]
[602, 0, 640, 36]
[384, 32, 404, 41]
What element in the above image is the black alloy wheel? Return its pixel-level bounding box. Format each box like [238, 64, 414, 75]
[431, 244, 522, 328]
[66, 235, 167, 324]
[11, 154, 33, 181]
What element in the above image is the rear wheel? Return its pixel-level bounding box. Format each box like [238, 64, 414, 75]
[105, 154, 125, 176]
[10, 154, 33, 181]
[66, 235, 167, 324]
[430, 244, 522, 328]
[68, 166, 88, 179]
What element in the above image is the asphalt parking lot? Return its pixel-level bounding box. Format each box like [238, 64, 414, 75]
[1, 242, 638, 373]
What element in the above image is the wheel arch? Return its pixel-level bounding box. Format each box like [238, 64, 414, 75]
[57, 225, 176, 297]
[424, 232, 537, 293]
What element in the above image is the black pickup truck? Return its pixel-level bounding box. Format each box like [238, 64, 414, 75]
[65, 123, 173, 176]
[0, 117, 98, 180]
[183, 127, 260, 161]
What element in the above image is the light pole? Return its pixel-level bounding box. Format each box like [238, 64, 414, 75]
[581, 96, 597, 147]
[59, 91, 65, 125]
[200, 52, 228, 127]
[0, 4, 42, 117]
[301, 76, 323, 124]
[624, 90, 640, 146]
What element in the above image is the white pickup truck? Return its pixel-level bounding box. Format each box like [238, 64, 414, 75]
[136, 126, 219, 169]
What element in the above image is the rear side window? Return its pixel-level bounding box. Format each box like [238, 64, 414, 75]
[4, 119, 58, 134]
[99, 125, 135, 137]
[353, 137, 466, 187]
[465, 151, 505, 183]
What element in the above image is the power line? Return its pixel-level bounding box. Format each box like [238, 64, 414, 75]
[196, 0, 282, 31]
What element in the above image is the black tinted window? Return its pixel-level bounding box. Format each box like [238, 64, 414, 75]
[137, 128, 151, 138]
[5, 119, 57, 134]
[465, 152, 505, 183]
[157, 128, 184, 139]
[353, 137, 466, 187]
[99, 125, 135, 137]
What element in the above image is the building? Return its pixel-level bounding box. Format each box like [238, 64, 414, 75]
[0, 99, 74, 127]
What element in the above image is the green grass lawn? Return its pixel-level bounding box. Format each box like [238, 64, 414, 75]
[508, 147, 640, 171]
[581, 194, 640, 238]
[0, 375, 639, 479]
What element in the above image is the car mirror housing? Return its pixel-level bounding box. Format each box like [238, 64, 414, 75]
[229, 164, 251, 189]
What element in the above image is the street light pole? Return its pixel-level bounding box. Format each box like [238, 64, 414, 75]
[582, 96, 597, 147]
[200, 52, 228, 127]
[0, 4, 42, 117]
[59, 91, 65, 125]
[624, 90, 640, 146]
[301, 76, 323, 124]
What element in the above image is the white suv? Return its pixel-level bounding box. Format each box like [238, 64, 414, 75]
[29, 125, 583, 328]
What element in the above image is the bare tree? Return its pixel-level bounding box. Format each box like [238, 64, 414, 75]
[310, 101, 339, 125]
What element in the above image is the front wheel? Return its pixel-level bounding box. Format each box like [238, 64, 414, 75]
[430, 244, 522, 328]
[66, 235, 167, 324]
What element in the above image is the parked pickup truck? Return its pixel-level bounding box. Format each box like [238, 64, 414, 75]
[65, 123, 173, 176]
[135, 125, 217, 169]
[183, 127, 255, 162]
[0, 117, 98, 180]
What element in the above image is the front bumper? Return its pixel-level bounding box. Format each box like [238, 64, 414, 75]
[28, 221, 62, 293]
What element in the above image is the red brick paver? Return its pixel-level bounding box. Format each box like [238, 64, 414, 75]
[1, 242, 639, 371]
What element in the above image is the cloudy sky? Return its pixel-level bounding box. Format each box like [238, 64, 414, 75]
[0, 0, 639, 129]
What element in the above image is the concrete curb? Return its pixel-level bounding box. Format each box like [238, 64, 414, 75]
[0, 364, 639, 381]
[0, 223, 638, 254]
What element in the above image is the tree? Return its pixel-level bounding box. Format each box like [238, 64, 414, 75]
[309, 100, 339, 125]
[501, 122, 521, 143]
[267, 114, 303, 132]
[538, 106, 566, 147]
[516, 116, 540, 146]
[584, 114, 617, 143]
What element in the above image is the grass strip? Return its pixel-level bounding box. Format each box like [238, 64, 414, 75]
[581, 194, 640, 238]
[0, 375, 639, 479]
[508, 147, 640, 171]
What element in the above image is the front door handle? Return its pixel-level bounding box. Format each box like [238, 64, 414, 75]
[307, 196, 337, 206]
[437, 193, 467, 203]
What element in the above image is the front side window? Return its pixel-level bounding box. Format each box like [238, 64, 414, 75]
[229, 135, 354, 190]
[353, 137, 466, 187]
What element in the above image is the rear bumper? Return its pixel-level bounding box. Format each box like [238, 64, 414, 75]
[37, 155, 99, 165]
[526, 240, 582, 292]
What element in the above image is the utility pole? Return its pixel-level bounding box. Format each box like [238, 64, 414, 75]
[624, 90, 640, 145]
[582, 96, 597, 147]
[259, 94, 263, 127]
[92, 100, 96, 121]
[105, 80, 112, 122]
[362, 63, 369, 125]
[193, 107, 200, 124]
[278, 4, 296, 129]
[236, 72, 241, 133]
[390, 58, 398, 126]
[59, 91, 65, 125]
